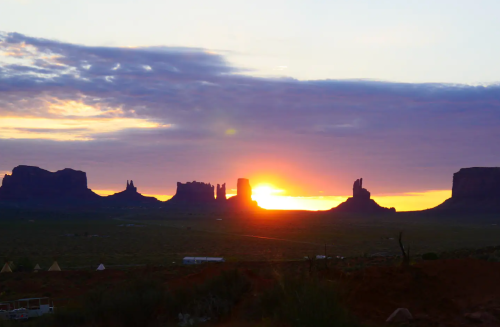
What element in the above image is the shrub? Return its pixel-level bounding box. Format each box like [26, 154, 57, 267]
[87, 278, 168, 327]
[179, 269, 251, 321]
[421, 252, 439, 260]
[254, 275, 359, 327]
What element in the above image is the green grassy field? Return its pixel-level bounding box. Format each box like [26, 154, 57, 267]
[1, 207, 499, 269]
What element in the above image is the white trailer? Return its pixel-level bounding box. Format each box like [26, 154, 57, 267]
[182, 257, 225, 265]
[0, 298, 54, 320]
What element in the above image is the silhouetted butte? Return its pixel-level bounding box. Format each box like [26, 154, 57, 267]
[331, 178, 396, 214]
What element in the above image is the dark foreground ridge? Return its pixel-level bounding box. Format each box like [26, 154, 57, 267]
[0, 165, 259, 211]
[432, 167, 500, 213]
[331, 178, 396, 213]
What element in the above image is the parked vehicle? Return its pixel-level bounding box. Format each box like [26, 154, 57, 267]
[0, 297, 54, 321]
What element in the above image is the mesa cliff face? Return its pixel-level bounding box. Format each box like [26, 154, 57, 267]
[169, 181, 216, 203]
[0, 165, 99, 201]
[452, 168, 500, 199]
[331, 178, 395, 214]
[165, 178, 259, 210]
[433, 167, 500, 212]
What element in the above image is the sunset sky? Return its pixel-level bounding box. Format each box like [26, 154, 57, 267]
[1, 1, 499, 211]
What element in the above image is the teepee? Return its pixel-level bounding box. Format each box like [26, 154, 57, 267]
[96, 263, 105, 271]
[34, 264, 41, 272]
[1, 262, 12, 273]
[48, 261, 61, 271]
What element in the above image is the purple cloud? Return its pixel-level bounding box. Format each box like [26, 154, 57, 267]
[1, 32, 500, 196]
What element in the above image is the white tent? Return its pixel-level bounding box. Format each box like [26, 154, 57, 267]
[1, 262, 12, 273]
[96, 264, 105, 271]
[34, 264, 41, 272]
[48, 261, 61, 272]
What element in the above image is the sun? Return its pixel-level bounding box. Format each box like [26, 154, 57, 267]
[251, 184, 287, 209]
[252, 184, 285, 197]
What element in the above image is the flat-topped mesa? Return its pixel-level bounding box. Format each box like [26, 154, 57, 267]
[227, 178, 258, 208]
[432, 167, 500, 213]
[353, 178, 370, 200]
[216, 183, 226, 201]
[170, 181, 215, 203]
[0, 165, 99, 201]
[331, 178, 395, 214]
[452, 167, 500, 199]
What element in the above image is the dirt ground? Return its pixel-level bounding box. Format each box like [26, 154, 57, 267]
[1, 258, 500, 326]
[343, 258, 500, 326]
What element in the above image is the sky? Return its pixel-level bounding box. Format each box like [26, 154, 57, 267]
[0, 0, 499, 211]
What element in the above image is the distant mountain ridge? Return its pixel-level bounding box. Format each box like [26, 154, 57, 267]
[0, 165, 259, 210]
[3, 164, 498, 213]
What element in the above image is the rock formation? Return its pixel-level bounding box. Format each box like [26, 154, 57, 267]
[168, 181, 215, 203]
[227, 178, 258, 209]
[331, 178, 395, 213]
[216, 183, 226, 201]
[433, 167, 500, 213]
[452, 167, 500, 199]
[353, 178, 370, 200]
[126, 180, 137, 192]
[0, 165, 100, 202]
[0, 165, 263, 211]
[106, 180, 159, 205]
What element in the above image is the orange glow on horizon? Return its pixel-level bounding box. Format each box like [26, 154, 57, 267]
[93, 187, 451, 212]
[93, 190, 173, 202]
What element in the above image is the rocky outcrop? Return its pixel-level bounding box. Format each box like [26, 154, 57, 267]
[331, 178, 395, 214]
[216, 183, 226, 201]
[353, 178, 370, 200]
[227, 178, 258, 208]
[126, 180, 137, 192]
[433, 167, 500, 213]
[452, 168, 500, 199]
[168, 181, 215, 203]
[0, 165, 99, 202]
[106, 180, 159, 205]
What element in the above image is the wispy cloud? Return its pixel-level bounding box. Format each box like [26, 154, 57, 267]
[1, 32, 499, 197]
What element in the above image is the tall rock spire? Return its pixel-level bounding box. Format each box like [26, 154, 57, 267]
[216, 183, 226, 201]
[126, 180, 137, 192]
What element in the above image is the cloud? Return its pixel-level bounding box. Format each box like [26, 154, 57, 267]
[1, 32, 500, 197]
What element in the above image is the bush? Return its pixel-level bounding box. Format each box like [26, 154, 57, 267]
[85, 278, 169, 327]
[178, 269, 251, 321]
[254, 275, 359, 327]
[422, 252, 439, 260]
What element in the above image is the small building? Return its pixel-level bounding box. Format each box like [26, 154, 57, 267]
[182, 257, 225, 265]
